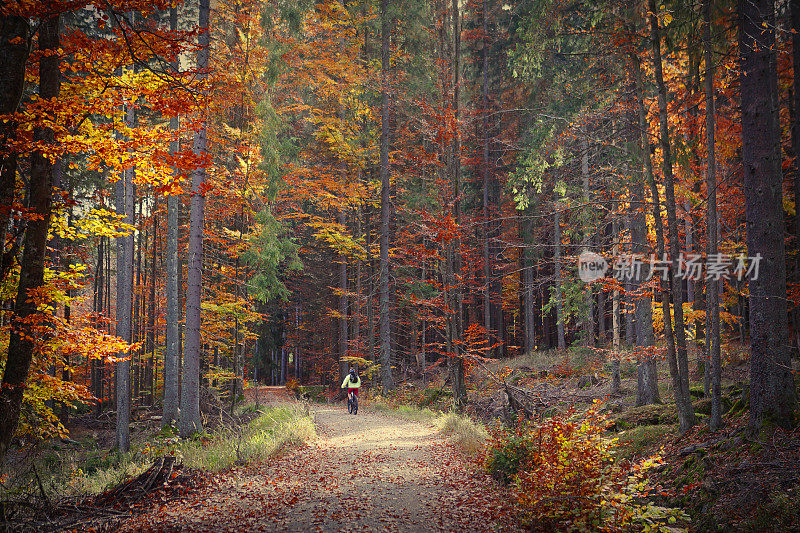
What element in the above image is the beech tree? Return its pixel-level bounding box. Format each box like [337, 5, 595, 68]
[180, 0, 211, 437]
[0, 13, 60, 461]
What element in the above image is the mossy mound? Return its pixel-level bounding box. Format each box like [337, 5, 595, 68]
[692, 396, 733, 416]
[612, 403, 677, 429]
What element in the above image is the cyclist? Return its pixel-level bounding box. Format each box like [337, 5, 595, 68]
[340, 367, 360, 413]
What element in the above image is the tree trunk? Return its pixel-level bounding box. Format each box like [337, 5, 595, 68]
[132, 206, 142, 403]
[147, 202, 157, 405]
[792, 0, 800, 350]
[612, 218, 620, 350]
[181, 0, 210, 437]
[648, 0, 696, 430]
[450, 0, 467, 409]
[163, 4, 180, 428]
[338, 209, 349, 381]
[378, 0, 394, 393]
[115, 95, 136, 452]
[702, 0, 722, 430]
[634, 50, 695, 431]
[581, 134, 595, 347]
[93, 236, 105, 415]
[0, 15, 29, 284]
[625, 67, 660, 405]
[738, 0, 795, 429]
[611, 214, 621, 394]
[0, 16, 59, 462]
[554, 207, 565, 350]
[632, 188, 660, 405]
[523, 220, 536, 354]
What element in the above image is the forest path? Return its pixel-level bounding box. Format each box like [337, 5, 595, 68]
[122, 402, 518, 532]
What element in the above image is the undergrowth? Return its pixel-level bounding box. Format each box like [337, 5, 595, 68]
[3, 404, 315, 499]
[437, 412, 489, 456]
[485, 405, 688, 532]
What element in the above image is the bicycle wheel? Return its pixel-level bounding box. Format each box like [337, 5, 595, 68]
[347, 395, 354, 414]
[352, 394, 358, 415]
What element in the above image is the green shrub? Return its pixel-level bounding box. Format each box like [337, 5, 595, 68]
[486, 431, 532, 484]
[297, 385, 326, 403]
[418, 387, 450, 408]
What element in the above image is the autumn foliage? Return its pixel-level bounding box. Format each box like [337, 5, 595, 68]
[486, 405, 684, 532]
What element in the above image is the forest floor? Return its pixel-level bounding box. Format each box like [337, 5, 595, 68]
[120, 397, 520, 532]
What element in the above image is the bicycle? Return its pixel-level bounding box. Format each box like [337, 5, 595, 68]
[347, 390, 358, 415]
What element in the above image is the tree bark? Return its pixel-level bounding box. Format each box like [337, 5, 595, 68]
[554, 207, 565, 350]
[632, 182, 660, 406]
[450, 0, 467, 410]
[738, 0, 795, 429]
[611, 214, 621, 394]
[338, 209, 349, 381]
[0, 16, 59, 461]
[147, 203, 157, 405]
[0, 15, 29, 284]
[634, 50, 695, 430]
[115, 97, 136, 452]
[378, 0, 394, 392]
[523, 219, 536, 354]
[163, 5, 180, 428]
[703, 0, 722, 430]
[626, 67, 660, 406]
[648, 0, 696, 430]
[581, 133, 595, 347]
[792, 0, 800, 346]
[181, 0, 210, 437]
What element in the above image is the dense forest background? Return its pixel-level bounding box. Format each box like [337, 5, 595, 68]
[1, 2, 799, 525]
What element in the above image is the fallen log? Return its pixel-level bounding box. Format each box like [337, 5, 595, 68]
[93, 456, 177, 507]
[504, 384, 547, 419]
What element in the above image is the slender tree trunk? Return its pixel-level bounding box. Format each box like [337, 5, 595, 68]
[354, 206, 363, 358]
[0, 16, 59, 461]
[378, 0, 394, 392]
[632, 183, 660, 405]
[624, 62, 660, 405]
[450, 0, 467, 410]
[554, 207, 565, 350]
[648, 0, 696, 430]
[115, 97, 136, 451]
[0, 15, 29, 284]
[132, 208, 143, 403]
[791, 0, 800, 348]
[634, 51, 695, 431]
[181, 0, 210, 436]
[581, 134, 594, 347]
[612, 217, 620, 349]
[93, 237, 105, 415]
[339, 209, 349, 381]
[703, 0, 723, 430]
[523, 220, 536, 354]
[738, 0, 795, 429]
[147, 202, 157, 405]
[163, 5, 180, 427]
[611, 218, 621, 394]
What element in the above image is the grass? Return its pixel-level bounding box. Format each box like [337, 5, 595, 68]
[18, 403, 316, 498]
[176, 404, 316, 472]
[436, 412, 489, 456]
[614, 424, 675, 459]
[368, 396, 489, 456]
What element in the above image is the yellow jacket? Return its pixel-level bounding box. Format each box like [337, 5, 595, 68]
[341, 374, 361, 389]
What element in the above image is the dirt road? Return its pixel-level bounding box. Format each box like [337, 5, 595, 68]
[123, 402, 519, 532]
